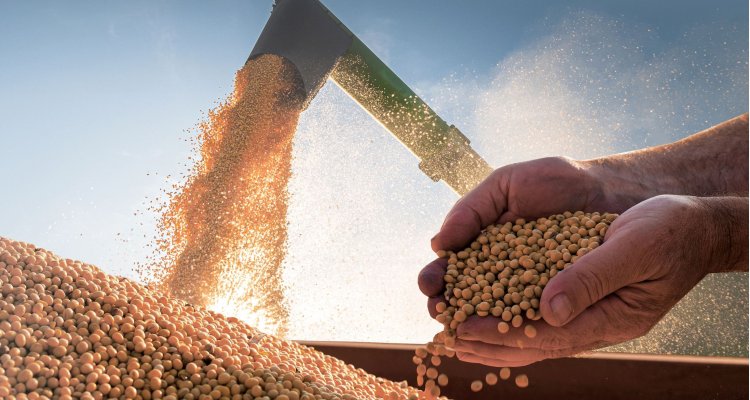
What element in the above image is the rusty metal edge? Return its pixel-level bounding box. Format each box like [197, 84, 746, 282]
[296, 340, 748, 366]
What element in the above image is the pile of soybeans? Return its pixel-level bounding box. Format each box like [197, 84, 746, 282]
[413, 211, 618, 393]
[0, 237, 428, 400]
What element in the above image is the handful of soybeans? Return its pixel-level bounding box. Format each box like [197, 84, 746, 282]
[414, 211, 617, 394]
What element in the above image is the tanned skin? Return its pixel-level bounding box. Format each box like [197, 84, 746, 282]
[419, 114, 748, 367]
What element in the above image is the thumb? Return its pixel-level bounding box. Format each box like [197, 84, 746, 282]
[431, 169, 507, 252]
[540, 237, 637, 326]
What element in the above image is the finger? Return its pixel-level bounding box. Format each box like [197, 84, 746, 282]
[540, 236, 640, 327]
[456, 351, 537, 368]
[427, 296, 444, 319]
[458, 294, 635, 351]
[418, 258, 448, 297]
[498, 210, 522, 225]
[431, 170, 508, 252]
[456, 316, 560, 349]
[456, 339, 550, 365]
[457, 316, 576, 351]
[455, 340, 597, 367]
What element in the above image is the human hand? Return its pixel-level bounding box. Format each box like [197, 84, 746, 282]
[451, 194, 719, 367]
[418, 156, 622, 317]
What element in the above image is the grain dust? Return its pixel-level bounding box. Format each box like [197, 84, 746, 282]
[142, 55, 305, 337]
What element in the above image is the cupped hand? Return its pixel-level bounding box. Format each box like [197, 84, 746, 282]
[451, 194, 717, 366]
[419, 156, 619, 315]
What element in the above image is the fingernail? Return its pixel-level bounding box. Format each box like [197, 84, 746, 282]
[430, 234, 440, 251]
[548, 294, 573, 325]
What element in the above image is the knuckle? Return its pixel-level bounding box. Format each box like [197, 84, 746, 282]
[604, 294, 656, 342]
[575, 268, 609, 305]
[417, 266, 433, 285]
[550, 155, 573, 164]
[632, 321, 653, 339]
[545, 347, 575, 360]
[417, 262, 447, 296]
[538, 333, 572, 350]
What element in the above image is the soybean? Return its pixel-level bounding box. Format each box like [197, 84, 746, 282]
[422, 212, 617, 393]
[499, 368, 511, 381]
[524, 324, 538, 338]
[515, 374, 529, 388]
[0, 236, 426, 400]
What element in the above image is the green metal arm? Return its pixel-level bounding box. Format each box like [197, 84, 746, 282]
[330, 38, 492, 194]
[250, 0, 493, 195]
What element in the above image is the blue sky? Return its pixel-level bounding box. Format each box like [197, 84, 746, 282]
[0, 1, 747, 346]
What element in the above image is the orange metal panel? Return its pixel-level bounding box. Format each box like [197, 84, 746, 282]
[300, 341, 749, 400]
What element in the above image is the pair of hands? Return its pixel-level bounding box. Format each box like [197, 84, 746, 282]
[418, 157, 716, 367]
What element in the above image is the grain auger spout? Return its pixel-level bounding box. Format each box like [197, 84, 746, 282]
[249, 0, 493, 195]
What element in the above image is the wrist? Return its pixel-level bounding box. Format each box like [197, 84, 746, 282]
[694, 196, 749, 273]
[581, 156, 658, 213]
